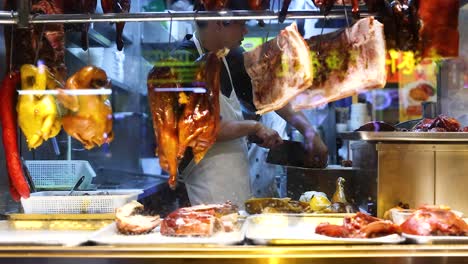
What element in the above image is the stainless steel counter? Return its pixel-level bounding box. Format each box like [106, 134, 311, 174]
[0, 244, 467, 264]
[339, 132, 468, 142]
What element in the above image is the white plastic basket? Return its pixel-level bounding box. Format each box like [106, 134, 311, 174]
[21, 190, 143, 214]
[24, 160, 96, 190]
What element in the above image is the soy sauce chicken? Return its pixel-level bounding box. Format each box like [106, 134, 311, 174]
[60, 66, 114, 149]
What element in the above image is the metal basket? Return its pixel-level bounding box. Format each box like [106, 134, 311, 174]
[24, 160, 96, 191]
[21, 190, 143, 214]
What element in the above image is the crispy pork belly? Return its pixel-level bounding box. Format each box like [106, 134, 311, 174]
[115, 201, 161, 235]
[292, 17, 386, 111]
[244, 23, 313, 114]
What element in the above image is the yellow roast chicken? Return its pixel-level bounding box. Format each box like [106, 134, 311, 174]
[17, 64, 62, 149]
[59, 66, 113, 149]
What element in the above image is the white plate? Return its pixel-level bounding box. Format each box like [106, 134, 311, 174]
[245, 214, 405, 245]
[89, 222, 246, 245]
[0, 221, 91, 246]
[403, 233, 468, 244]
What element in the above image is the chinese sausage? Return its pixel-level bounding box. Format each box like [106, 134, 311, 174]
[147, 50, 226, 188]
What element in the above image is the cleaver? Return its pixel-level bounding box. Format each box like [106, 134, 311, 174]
[266, 140, 308, 167]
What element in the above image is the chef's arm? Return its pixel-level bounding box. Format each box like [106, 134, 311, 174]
[275, 103, 316, 137]
[217, 120, 283, 148]
[275, 103, 328, 164]
[217, 120, 259, 141]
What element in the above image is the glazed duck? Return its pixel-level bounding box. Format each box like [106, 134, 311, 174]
[147, 64, 181, 188]
[177, 50, 224, 163]
[60, 66, 114, 149]
[101, 0, 131, 51]
[61, 0, 98, 50]
[17, 64, 62, 149]
[147, 51, 224, 188]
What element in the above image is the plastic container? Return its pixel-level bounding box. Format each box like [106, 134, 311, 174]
[24, 160, 96, 191]
[21, 190, 143, 214]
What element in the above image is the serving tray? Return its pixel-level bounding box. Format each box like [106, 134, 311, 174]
[89, 222, 246, 245]
[245, 214, 405, 245]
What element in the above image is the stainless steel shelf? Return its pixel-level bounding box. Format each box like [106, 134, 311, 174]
[0, 10, 375, 25]
[339, 132, 468, 142]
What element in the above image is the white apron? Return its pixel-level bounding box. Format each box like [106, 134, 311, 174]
[248, 112, 288, 198]
[180, 35, 252, 207]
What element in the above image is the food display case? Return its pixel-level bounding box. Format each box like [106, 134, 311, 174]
[0, 0, 468, 263]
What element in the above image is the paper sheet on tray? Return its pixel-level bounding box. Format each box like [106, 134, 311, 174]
[403, 233, 468, 244]
[89, 222, 246, 245]
[245, 214, 405, 245]
[0, 221, 91, 246]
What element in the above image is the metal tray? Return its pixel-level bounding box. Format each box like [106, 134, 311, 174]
[245, 214, 405, 245]
[0, 221, 91, 246]
[339, 132, 468, 142]
[7, 213, 114, 231]
[403, 233, 468, 244]
[89, 221, 246, 245]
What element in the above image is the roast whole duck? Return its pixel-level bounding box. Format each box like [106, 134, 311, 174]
[316, 212, 401, 238]
[59, 66, 114, 149]
[17, 64, 62, 149]
[60, 0, 98, 51]
[147, 50, 226, 188]
[4, 0, 66, 82]
[101, 0, 131, 51]
[400, 206, 468, 236]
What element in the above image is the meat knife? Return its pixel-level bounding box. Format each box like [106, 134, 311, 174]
[266, 140, 308, 167]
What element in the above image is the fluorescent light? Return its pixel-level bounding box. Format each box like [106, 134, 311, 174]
[153, 87, 206, 93]
[17, 89, 112, 95]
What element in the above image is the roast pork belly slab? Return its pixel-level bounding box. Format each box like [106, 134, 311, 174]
[291, 17, 386, 111]
[160, 202, 239, 237]
[244, 23, 313, 114]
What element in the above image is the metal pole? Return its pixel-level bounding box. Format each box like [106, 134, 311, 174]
[16, 0, 29, 28]
[19, 10, 375, 24]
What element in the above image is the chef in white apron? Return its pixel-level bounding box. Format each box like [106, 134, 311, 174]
[180, 32, 271, 207]
[174, 0, 327, 206]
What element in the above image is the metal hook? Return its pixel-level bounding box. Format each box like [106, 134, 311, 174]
[87, 12, 91, 64]
[9, 10, 15, 75]
[342, 0, 350, 28]
[34, 23, 46, 65]
[167, 10, 173, 45]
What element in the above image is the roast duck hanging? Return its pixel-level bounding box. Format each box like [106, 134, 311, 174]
[147, 50, 226, 189]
